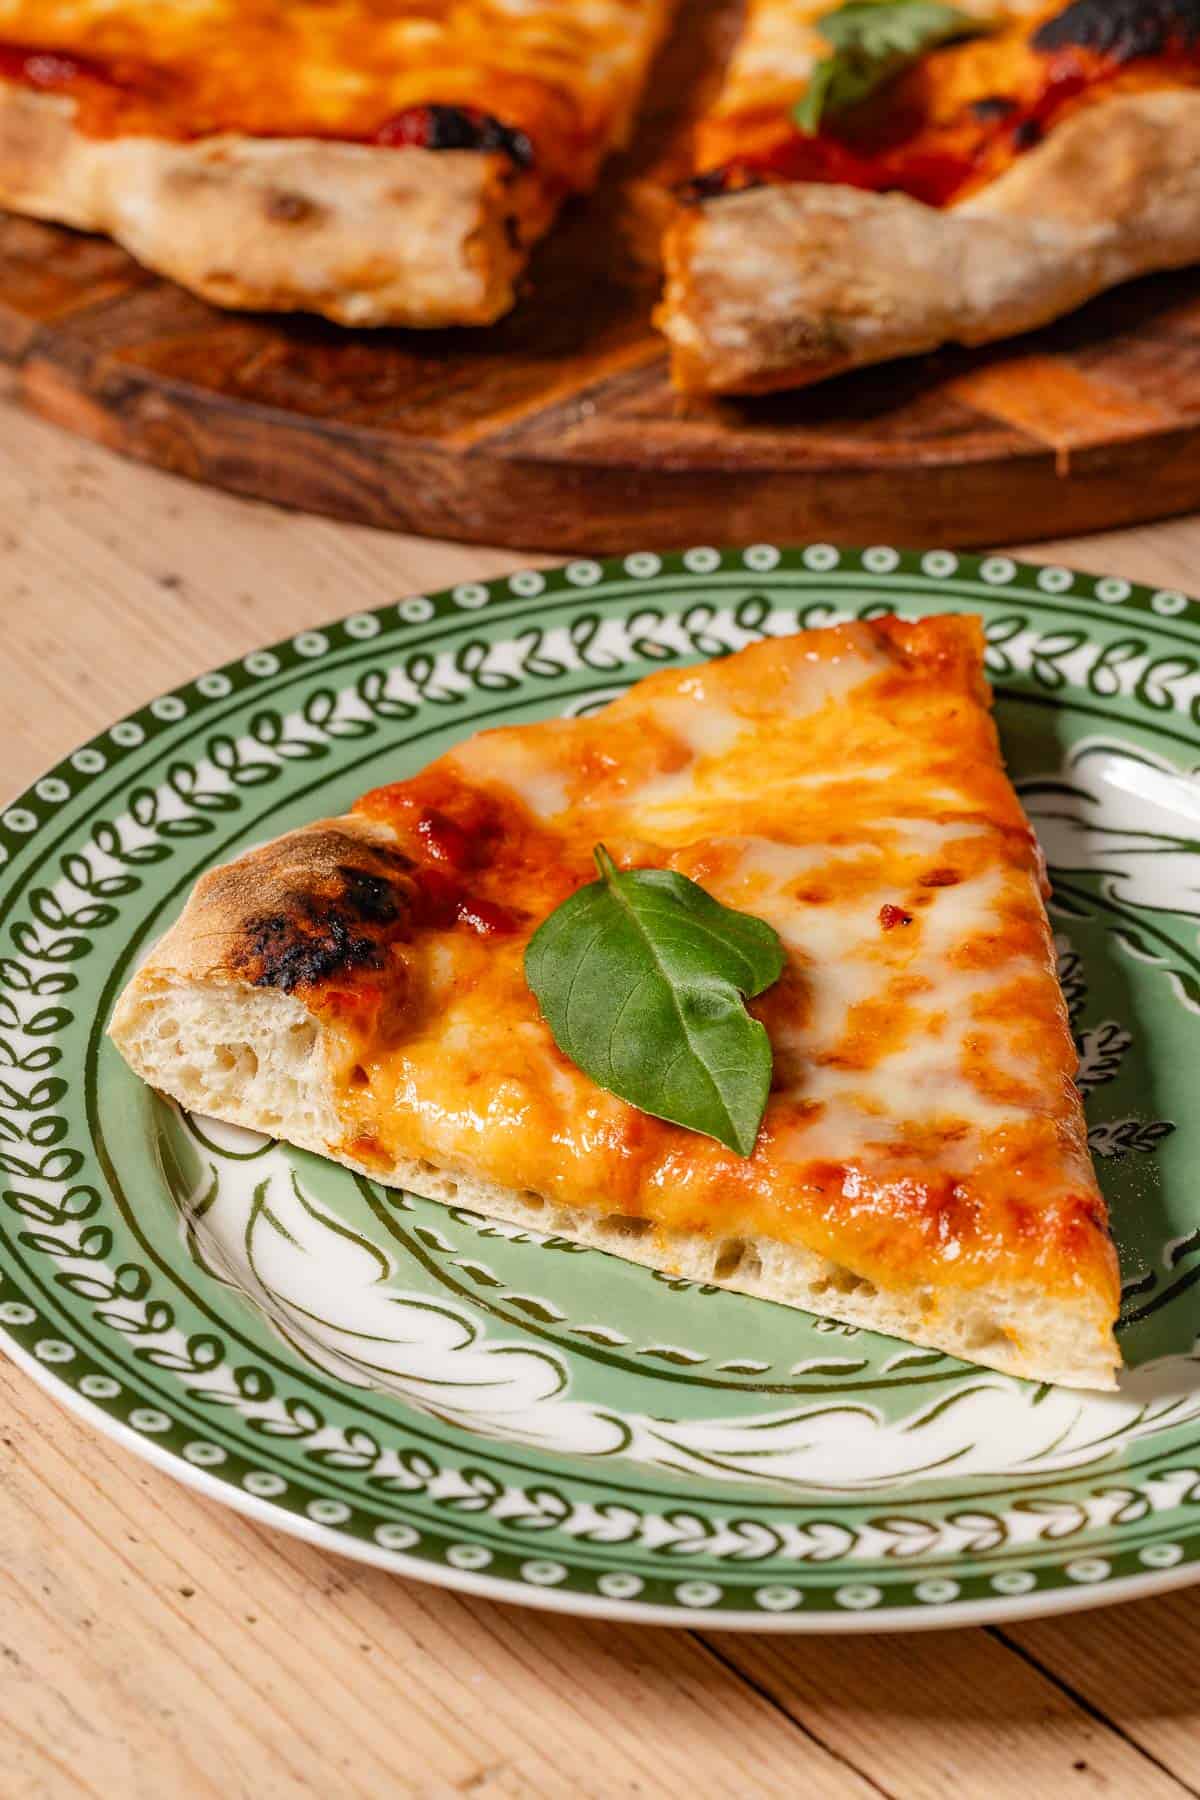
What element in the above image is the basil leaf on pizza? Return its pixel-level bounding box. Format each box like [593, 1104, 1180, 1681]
[795, 1, 996, 134]
[525, 845, 785, 1156]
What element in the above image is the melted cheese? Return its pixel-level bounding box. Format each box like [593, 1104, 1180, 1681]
[693, 0, 1200, 205]
[328, 615, 1112, 1308]
[0, 0, 676, 186]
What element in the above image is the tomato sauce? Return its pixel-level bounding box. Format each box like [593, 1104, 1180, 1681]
[0, 38, 536, 168]
[0, 45, 103, 90]
[357, 776, 541, 941]
[689, 40, 1200, 209]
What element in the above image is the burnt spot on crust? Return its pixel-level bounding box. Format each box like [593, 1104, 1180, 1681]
[221, 830, 419, 996]
[337, 866, 404, 927]
[427, 106, 533, 167]
[372, 104, 534, 169]
[263, 188, 324, 226]
[1033, 0, 1200, 59]
[970, 95, 1018, 121]
[241, 906, 386, 993]
[678, 164, 765, 205]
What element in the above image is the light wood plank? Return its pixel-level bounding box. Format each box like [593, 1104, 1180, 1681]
[998, 1606, 1200, 1796]
[0, 1357, 863, 1800]
[697, 1625, 1192, 1800]
[1011, 517, 1200, 592]
[0, 403, 539, 794]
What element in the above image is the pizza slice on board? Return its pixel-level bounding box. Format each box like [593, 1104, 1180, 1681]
[110, 615, 1121, 1390]
[0, 0, 676, 326]
[657, 0, 1200, 393]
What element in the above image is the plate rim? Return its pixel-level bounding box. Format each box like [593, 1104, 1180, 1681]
[11, 1328, 1200, 1633]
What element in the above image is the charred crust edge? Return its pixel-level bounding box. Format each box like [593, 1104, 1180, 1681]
[218, 832, 417, 996]
[1033, 0, 1200, 59]
[374, 104, 534, 169]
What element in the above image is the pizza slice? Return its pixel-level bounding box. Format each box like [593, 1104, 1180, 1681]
[109, 615, 1121, 1390]
[0, 0, 675, 327]
[658, 0, 1200, 392]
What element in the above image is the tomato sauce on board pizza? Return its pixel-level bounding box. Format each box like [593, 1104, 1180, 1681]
[0, 0, 682, 189]
[687, 0, 1200, 207]
[657, 0, 1200, 393]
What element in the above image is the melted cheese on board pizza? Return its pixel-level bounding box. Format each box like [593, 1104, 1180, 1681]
[0, 0, 673, 189]
[689, 0, 1200, 207]
[210, 616, 1113, 1342]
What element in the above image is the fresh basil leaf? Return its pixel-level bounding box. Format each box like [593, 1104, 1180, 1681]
[793, 43, 881, 132]
[794, 1, 994, 135]
[524, 845, 785, 1158]
[820, 0, 987, 55]
[794, 56, 842, 134]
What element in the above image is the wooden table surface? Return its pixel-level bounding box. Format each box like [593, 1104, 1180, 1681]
[4, 394, 1200, 1800]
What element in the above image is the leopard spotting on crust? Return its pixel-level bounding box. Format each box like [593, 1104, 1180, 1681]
[1033, 0, 1200, 58]
[216, 830, 420, 996]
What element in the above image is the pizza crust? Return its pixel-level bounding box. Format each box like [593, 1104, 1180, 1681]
[108, 815, 1120, 1392]
[0, 85, 540, 326]
[659, 90, 1200, 394]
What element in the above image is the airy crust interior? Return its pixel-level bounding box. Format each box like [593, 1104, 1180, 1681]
[110, 974, 1120, 1392]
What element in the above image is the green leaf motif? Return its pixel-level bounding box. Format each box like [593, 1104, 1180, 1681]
[524, 846, 785, 1157]
[794, 1, 994, 134]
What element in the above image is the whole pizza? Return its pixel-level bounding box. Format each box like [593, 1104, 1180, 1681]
[0, 1, 1196, 389]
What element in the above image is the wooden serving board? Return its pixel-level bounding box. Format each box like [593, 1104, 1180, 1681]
[5, 0, 1200, 554]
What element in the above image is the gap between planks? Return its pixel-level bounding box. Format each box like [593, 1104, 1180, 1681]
[694, 1621, 1199, 1799]
[694, 1635, 895, 1798]
[0, 1361, 858, 1799]
[989, 1629, 1200, 1800]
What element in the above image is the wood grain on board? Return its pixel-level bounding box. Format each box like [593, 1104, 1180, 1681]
[5, 0, 1200, 553]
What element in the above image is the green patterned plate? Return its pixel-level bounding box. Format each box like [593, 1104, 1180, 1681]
[3, 546, 1200, 1631]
